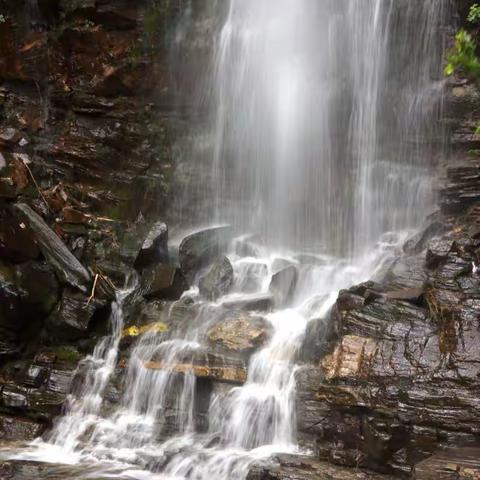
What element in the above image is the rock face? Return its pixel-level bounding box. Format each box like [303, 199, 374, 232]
[0, 0, 191, 451]
[199, 256, 234, 300]
[179, 226, 233, 281]
[247, 455, 394, 480]
[0, 414, 45, 442]
[296, 219, 480, 475]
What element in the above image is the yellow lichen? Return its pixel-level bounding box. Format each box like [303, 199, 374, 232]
[122, 322, 169, 338]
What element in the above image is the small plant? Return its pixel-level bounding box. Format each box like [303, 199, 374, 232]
[468, 3, 480, 23]
[0, 14, 6, 24]
[445, 29, 480, 79]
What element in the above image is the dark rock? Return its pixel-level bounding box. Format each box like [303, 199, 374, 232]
[14, 203, 91, 291]
[426, 237, 455, 269]
[301, 315, 334, 363]
[1, 386, 28, 409]
[14, 261, 59, 315]
[0, 414, 45, 441]
[199, 256, 234, 301]
[403, 220, 449, 255]
[179, 226, 232, 281]
[247, 454, 394, 480]
[46, 288, 98, 340]
[134, 221, 169, 272]
[269, 265, 298, 306]
[140, 264, 188, 300]
[0, 205, 40, 263]
[0, 127, 22, 147]
[337, 291, 365, 311]
[0, 460, 93, 480]
[222, 294, 274, 312]
[414, 447, 480, 480]
[384, 288, 424, 305]
[440, 163, 480, 215]
[382, 255, 427, 290]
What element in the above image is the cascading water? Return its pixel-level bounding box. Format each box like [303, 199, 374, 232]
[3, 1, 449, 479]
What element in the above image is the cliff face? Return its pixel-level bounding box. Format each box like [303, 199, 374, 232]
[0, 1, 479, 480]
[0, 0, 191, 438]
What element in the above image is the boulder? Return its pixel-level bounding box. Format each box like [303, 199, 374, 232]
[0, 414, 45, 441]
[14, 203, 91, 291]
[179, 226, 232, 280]
[133, 221, 169, 271]
[207, 313, 270, 354]
[198, 256, 234, 301]
[140, 264, 188, 300]
[234, 260, 268, 293]
[46, 288, 98, 340]
[269, 265, 298, 306]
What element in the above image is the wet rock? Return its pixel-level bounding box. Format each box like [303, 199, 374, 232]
[414, 447, 480, 480]
[234, 260, 268, 293]
[426, 237, 455, 269]
[1, 386, 29, 409]
[0, 414, 45, 441]
[247, 454, 394, 480]
[14, 261, 59, 316]
[46, 288, 98, 340]
[298, 254, 480, 475]
[199, 256, 234, 301]
[140, 264, 188, 300]
[403, 220, 448, 255]
[382, 255, 427, 290]
[222, 293, 274, 312]
[134, 221, 169, 271]
[0, 177, 17, 199]
[179, 226, 232, 281]
[144, 348, 248, 385]
[14, 203, 91, 291]
[440, 163, 480, 215]
[207, 313, 270, 354]
[0, 127, 21, 148]
[0, 460, 95, 480]
[269, 265, 298, 306]
[384, 288, 424, 305]
[0, 205, 40, 263]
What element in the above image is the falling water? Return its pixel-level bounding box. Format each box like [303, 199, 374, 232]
[4, 1, 449, 479]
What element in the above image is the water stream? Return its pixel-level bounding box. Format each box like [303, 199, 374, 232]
[3, 1, 448, 478]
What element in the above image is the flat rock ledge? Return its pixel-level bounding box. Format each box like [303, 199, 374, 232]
[247, 454, 394, 480]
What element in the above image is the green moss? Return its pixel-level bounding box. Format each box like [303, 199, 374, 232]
[54, 346, 83, 363]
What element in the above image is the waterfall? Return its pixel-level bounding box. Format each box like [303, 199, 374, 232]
[4, 1, 449, 479]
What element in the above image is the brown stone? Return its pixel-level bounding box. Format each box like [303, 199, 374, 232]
[207, 314, 270, 353]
